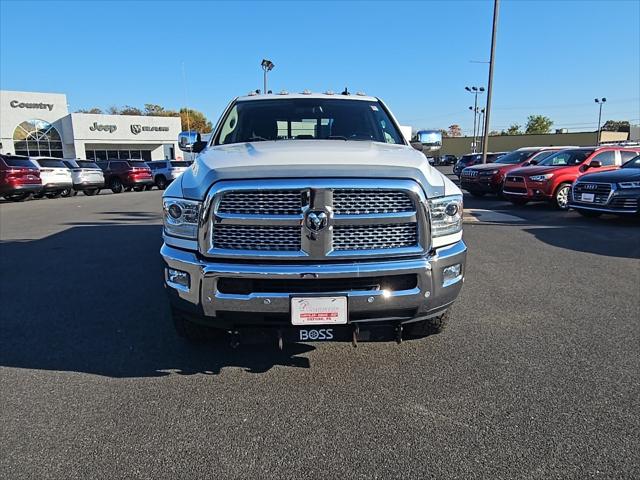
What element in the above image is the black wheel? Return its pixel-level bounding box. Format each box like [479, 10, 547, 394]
[45, 190, 62, 199]
[124, 187, 132, 192]
[509, 198, 529, 206]
[577, 209, 602, 218]
[83, 188, 100, 196]
[469, 190, 486, 198]
[172, 308, 221, 344]
[156, 176, 167, 190]
[144, 185, 154, 191]
[133, 186, 144, 192]
[60, 188, 73, 197]
[553, 183, 571, 210]
[4, 192, 31, 202]
[32, 192, 44, 199]
[110, 178, 123, 194]
[405, 310, 450, 338]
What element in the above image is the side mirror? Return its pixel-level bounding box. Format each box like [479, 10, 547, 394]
[410, 141, 424, 152]
[528, 159, 538, 166]
[588, 160, 602, 169]
[191, 141, 208, 154]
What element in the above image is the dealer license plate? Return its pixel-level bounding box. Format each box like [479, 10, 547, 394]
[581, 193, 595, 202]
[291, 296, 348, 325]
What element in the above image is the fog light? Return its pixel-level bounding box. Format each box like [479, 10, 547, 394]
[442, 264, 462, 287]
[167, 268, 190, 290]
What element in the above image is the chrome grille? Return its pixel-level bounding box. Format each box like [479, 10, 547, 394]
[333, 190, 414, 215]
[572, 183, 612, 204]
[213, 224, 301, 251]
[461, 169, 478, 177]
[217, 190, 302, 215]
[203, 179, 427, 260]
[333, 223, 418, 251]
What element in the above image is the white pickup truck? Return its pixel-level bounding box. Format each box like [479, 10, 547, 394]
[161, 92, 466, 346]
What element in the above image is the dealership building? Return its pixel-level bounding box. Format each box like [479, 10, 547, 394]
[0, 90, 182, 161]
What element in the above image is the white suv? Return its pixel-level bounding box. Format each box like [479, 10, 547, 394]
[148, 160, 192, 190]
[61, 159, 105, 196]
[31, 157, 73, 199]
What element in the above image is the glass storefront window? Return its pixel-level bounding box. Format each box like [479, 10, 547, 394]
[13, 119, 64, 158]
[130, 150, 141, 159]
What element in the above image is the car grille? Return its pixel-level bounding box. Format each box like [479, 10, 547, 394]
[206, 180, 425, 259]
[572, 183, 612, 204]
[333, 223, 418, 251]
[213, 224, 301, 251]
[609, 197, 638, 210]
[217, 190, 302, 215]
[461, 169, 478, 177]
[333, 190, 413, 214]
[506, 176, 524, 183]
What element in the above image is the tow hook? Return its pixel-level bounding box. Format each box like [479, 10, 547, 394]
[395, 324, 403, 344]
[352, 324, 359, 348]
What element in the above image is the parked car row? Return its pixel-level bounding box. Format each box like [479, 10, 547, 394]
[0, 154, 191, 202]
[457, 145, 640, 216]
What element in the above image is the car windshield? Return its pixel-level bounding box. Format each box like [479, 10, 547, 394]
[77, 161, 100, 169]
[529, 150, 559, 163]
[460, 154, 481, 164]
[622, 155, 640, 168]
[127, 161, 149, 169]
[2, 156, 37, 168]
[494, 150, 534, 164]
[215, 98, 404, 145]
[36, 159, 67, 168]
[537, 149, 595, 166]
[170, 161, 190, 167]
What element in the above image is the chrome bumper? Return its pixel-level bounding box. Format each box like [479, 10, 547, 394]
[161, 240, 467, 326]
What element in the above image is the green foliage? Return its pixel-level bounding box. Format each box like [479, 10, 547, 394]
[501, 123, 522, 135]
[75, 107, 103, 114]
[525, 115, 553, 134]
[601, 120, 630, 132]
[180, 108, 213, 133]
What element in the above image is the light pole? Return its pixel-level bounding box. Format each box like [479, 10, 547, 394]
[481, 0, 500, 164]
[465, 86, 485, 153]
[261, 59, 274, 94]
[594, 97, 606, 145]
[479, 108, 486, 151]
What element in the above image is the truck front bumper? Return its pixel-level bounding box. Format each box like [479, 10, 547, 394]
[161, 240, 467, 330]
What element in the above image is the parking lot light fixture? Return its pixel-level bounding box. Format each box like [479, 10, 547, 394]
[261, 59, 275, 94]
[595, 97, 607, 145]
[465, 86, 485, 153]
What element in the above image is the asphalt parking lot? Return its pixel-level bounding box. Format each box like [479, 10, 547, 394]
[1, 167, 639, 479]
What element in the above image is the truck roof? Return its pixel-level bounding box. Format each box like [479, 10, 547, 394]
[236, 92, 379, 102]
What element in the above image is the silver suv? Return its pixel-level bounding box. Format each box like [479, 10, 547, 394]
[61, 159, 105, 196]
[162, 93, 467, 346]
[148, 160, 192, 190]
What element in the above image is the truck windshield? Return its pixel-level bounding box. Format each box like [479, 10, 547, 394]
[537, 149, 595, 166]
[215, 98, 404, 145]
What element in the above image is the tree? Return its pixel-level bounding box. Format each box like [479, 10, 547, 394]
[489, 130, 501, 136]
[502, 123, 522, 135]
[447, 124, 462, 137]
[119, 105, 143, 116]
[601, 120, 630, 132]
[75, 107, 103, 114]
[180, 108, 213, 133]
[106, 105, 120, 115]
[525, 115, 553, 134]
[143, 104, 179, 117]
[439, 129, 449, 138]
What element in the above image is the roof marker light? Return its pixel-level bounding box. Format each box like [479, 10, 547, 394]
[302, 89, 312, 95]
[324, 90, 335, 95]
[278, 90, 289, 95]
[356, 91, 367, 96]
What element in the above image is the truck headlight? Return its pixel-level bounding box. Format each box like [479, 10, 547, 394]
[428, 194, 463, 237]
[163, 198, 201, 239]
[529, 174, 553, 182]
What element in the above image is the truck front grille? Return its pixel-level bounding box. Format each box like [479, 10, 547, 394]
[213, 224, 301, 251]
[205, 180, 427, 260]
[333, 223, 418, 251]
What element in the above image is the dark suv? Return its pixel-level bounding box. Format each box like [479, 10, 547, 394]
[453, 152, 506, 177]
[569, 154, 640, 217]
[97, 160, 153, 193]
[0, 154, 41, 201]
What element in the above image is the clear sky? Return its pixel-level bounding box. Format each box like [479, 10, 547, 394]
[1, 0, 638, 135]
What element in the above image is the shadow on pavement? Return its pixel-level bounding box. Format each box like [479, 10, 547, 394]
[0, 224, 314, 378]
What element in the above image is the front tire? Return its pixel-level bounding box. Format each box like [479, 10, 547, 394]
[60, 188, 73, 197]
[110, 178, 123, 194]
[4, 192, 31, 202]
[45, 190, 62, 199]
[405, 310, 450, 338]
[553, 183, 571, 210]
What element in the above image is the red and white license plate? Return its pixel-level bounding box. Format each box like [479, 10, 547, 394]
[291, 296, 348, 325]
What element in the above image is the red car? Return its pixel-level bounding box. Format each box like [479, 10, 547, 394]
[97, 160, 153, 193]
[502, 146, 640, 209]
[460, 146, 569, 197]
[0, 154, 42, 202]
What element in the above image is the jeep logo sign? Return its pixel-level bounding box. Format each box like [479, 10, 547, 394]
[89, 122, 117, 133]
[10, 100, 54, 111]
[130, 124, 170, 135]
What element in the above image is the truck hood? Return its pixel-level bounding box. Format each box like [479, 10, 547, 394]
[578, 167, 632, 183]
[178, 140, 460, 200]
